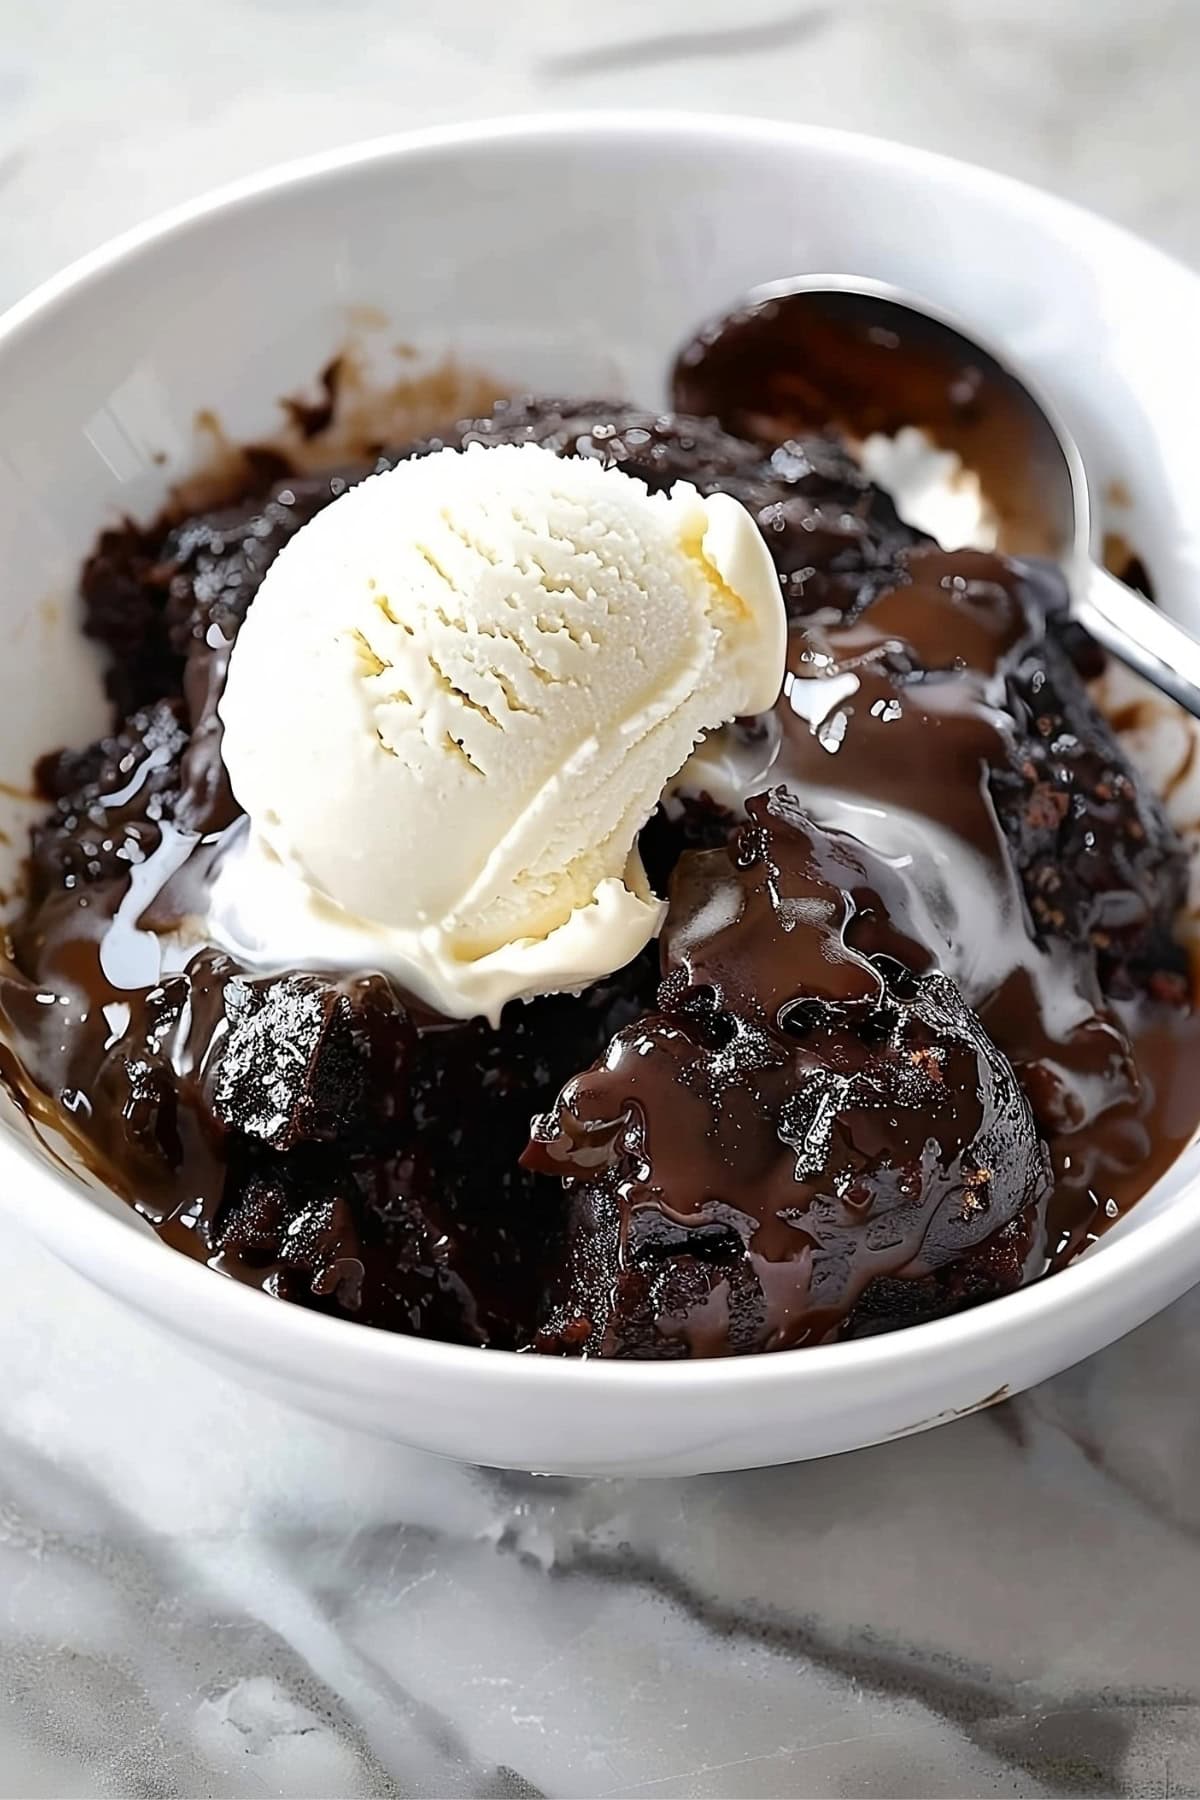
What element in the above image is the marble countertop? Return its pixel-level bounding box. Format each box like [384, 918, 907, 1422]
[3, 2, 1200, 1794]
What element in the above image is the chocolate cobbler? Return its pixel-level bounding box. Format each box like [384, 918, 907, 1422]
[2, 301, 1197, 1358]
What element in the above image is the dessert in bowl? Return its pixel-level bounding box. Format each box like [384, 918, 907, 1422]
[0, 114, 1198, 1474]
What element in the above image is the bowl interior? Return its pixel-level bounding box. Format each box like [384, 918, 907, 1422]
[2, 114, 1199, 1284]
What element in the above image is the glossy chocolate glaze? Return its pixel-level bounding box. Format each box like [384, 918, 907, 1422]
[529, 543, 1196, 1354]
[0, 322, 1196, 1357]
[743, 556, 1177, 1218]
[526, 791, 1053, 1354]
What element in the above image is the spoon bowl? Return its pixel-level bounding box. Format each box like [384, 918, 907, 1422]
[673, 274, 1200, 716]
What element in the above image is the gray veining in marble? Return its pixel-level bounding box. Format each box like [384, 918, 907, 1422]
[2, 2, 1200, 1795]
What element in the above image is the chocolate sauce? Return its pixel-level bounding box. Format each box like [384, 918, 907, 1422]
[526, 544, 1198, 1354]
[527, 793, 1053, 1354]
[727, 554, 1160, 1207]
[1, 332, 1196, 1357]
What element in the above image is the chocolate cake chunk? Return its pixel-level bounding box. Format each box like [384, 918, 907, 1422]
[836, 1209, 1042, 1338]
[207, 970, 413, 1151]
[160, 468, 373, 660]
[79, 523, 183, 723]
[527, 792, 1052, 1357]
[204, 945, 662, 1342]
[30, 698, 187, 905]
[214, 1164, 366, 1310]
[996, 634, 1189, 998]
[80, 465, 367, 720]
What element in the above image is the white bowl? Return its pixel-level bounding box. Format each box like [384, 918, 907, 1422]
[2, 113, 1199, 1477]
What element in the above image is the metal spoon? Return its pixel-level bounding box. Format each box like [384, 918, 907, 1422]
[672, 274, 1200, 718]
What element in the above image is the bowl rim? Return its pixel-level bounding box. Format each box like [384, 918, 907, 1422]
[3, 106, 1199, 1397]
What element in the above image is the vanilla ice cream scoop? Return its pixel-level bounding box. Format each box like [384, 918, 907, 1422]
[215, 442, 786, 1021]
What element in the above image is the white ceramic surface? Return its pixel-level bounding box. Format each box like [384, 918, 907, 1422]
[1, 112, 1199, 1477]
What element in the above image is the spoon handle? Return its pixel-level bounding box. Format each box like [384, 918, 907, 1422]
[1073, 564, 1200, 721]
